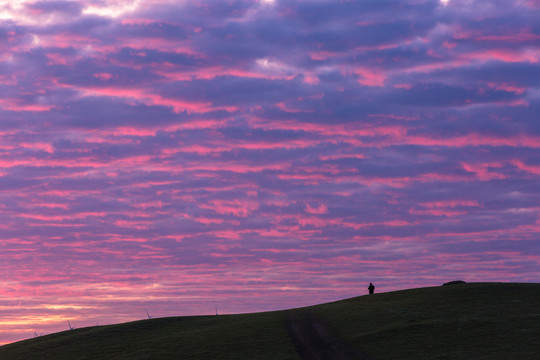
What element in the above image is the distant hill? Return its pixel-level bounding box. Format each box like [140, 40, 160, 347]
[1, 282, 539, 359]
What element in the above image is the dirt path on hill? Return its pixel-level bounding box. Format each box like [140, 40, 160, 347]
[286, 312, 372, 360]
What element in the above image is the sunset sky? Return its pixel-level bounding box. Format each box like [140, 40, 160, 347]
[1, 0, 539, 344]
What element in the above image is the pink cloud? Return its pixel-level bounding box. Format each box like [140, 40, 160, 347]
[93, 73, 114, 81]
[476, 32, 540, 43]
[353, 67, 386, 87]
[201, 199, 259, 217]
[511, 160, 540, 175]
[464, 49, 540, 63]
[0, 99, 53, 112]
[305, 203, 329, 214]
[73, 86, 235, 114]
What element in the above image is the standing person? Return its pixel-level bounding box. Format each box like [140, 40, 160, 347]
[368, 282, 375, 294]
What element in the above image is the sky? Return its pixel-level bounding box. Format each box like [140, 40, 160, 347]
[0, 0, 539, 344]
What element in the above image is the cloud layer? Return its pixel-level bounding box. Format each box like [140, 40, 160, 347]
[0, 0, 539, 344]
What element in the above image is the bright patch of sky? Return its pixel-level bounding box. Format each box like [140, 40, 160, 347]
[82, 0, 142, 18]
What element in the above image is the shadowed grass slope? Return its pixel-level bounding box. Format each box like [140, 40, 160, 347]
[0, 283, 538, 360]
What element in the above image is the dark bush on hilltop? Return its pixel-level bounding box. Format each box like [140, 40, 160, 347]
[443, 280, 466, 286]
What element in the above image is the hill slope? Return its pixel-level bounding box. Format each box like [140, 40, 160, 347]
[0, 283, 539, 360]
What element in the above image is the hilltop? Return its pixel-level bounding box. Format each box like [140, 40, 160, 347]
[0, 282, 538, 359]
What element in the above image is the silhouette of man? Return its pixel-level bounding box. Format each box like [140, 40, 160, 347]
[368, 282, 375, 294]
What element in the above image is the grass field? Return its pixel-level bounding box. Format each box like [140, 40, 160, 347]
[0, 282, 538, 359]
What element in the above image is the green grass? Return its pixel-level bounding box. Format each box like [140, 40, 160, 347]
[1, 283, 538, 360]
[0, 312, 298, 360]
[309, 282, 540, 359]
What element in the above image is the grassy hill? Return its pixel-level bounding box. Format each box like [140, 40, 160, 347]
[0, 282, 539, 359]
